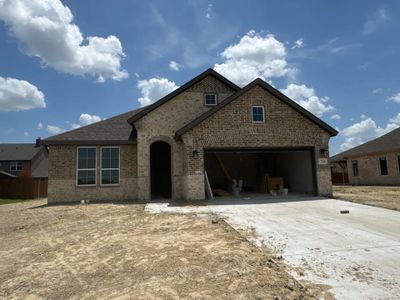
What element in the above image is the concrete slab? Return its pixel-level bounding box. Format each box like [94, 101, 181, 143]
[145, 197, 400, 299]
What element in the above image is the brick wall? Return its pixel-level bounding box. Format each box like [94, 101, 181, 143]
[134, 74, 236, 201]
[347, 151, 400, 185]
[48, 144, 137, 203]
[181, 84, 333, 199]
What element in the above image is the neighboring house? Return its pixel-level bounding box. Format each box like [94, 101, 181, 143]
[330, 127, 400, 185]
[41, 69, 338, 204]
[0, 143, 48, 198]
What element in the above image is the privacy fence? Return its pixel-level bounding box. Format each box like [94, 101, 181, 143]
[0, 178, 47, 199]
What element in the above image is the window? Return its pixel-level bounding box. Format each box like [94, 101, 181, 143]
[76, 147, 96, 186]
[101, 147, 120, 185]
[398, 155, 400, 174]
[379, 157, 388, 175]
[352, 160, 358, 176]
[252, 106, 265, 123]
[204, 93, 217, 106]
[10, 161, 22, 171]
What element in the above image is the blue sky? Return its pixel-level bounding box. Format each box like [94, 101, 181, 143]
[0, 0, 399, 154]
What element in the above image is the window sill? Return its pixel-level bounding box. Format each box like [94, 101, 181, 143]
[100, 184, 121, 187]
[76, 184, 97, 188]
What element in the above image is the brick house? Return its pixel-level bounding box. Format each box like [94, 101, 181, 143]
[330, 127, 400, 185]
[0, 143, 48, 198]
[41, 69, 338, 203]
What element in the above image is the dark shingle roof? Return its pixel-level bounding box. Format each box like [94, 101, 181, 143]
[0, 144, 42, 161]
[42, 107, 145, 145]
[32, 159, 48, 178]
[330, 127, 400, 162]
[175, 78, 338, 138]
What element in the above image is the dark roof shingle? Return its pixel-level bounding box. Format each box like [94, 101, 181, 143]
[0, 144, 42, 161]
[42, 107, 144, 145]
[330, 127, 400, 161]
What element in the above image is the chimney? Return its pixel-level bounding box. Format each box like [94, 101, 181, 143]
[35, 137, 41, 147]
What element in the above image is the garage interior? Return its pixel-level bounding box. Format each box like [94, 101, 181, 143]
[204, 149, 316, 197]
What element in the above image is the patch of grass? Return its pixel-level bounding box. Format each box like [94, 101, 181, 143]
[0, 199, 31, 206]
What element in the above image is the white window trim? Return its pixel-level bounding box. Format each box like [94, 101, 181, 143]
[10, 161, 22, 171]
[100, 146, 120, 186]
[251, 106, 265, 123]
[76, 146, 97, 187]
[204, 93, 218, 106]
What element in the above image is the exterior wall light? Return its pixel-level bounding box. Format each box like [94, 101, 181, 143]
[192, 150, 199, 159]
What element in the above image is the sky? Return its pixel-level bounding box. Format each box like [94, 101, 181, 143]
[0, 0, 399, 155]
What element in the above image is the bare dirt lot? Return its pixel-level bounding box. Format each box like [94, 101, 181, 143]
[0, 200, 330, 299]
[333, 185, 400, 211]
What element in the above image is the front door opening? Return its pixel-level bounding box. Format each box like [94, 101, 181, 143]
[150, 141, 172, 199]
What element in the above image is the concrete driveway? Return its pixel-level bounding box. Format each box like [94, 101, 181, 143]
[146, 196, 400, 299]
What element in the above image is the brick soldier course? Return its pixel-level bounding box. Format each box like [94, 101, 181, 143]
[42, 69, 338, 203]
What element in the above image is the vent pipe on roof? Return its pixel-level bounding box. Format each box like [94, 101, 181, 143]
[35, 137, 41, 147]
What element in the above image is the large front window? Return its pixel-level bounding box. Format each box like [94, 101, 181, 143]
[77, 147, 96, 185]
[101, 147, 120, 185]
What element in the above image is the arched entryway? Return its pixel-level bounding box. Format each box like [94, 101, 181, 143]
[150, 141, 172, 199]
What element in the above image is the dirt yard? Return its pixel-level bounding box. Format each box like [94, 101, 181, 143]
[0, 200, 331, 299]
[333, 185, 400, 211]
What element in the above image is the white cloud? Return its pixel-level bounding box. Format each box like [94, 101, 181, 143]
[372, 87, 383, 94]
[79, 113, 101, 126]
[24, 131, 29, 136]
[169, 61, 182, 71]
[363, 7, 389, 35]
[137, 78, 179, 107]
[0, 76, 46, 111]
[205, 4, 213, 19]
[37, 122, 44, 130]
[214, 31, 295, 86]
[46, 125, 65, 135]
[388, 92, 400, 103]
[389, 113, 400, 124]
[0, 0, 128, 82]
[340, 117, 399, 151]
[280, 84, 334, 117]
[291, 38, 304, 49]
[71, 113, 101, 129]
[331, 114, 341, 120]
[46, 113, 102, 135]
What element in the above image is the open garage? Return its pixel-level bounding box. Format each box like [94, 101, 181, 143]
[204, 148, 317, 197]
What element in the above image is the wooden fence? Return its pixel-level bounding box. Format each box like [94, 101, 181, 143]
[331, 172, 349, 185]
[0, 178, 48, 199]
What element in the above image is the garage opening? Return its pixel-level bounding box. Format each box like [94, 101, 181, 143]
[204, 149, 316, 197]
[150, 141, 172, 199]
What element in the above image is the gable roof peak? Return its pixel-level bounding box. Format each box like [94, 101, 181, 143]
[175, 76, 338, 138]
[127, 68, 240, 124]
